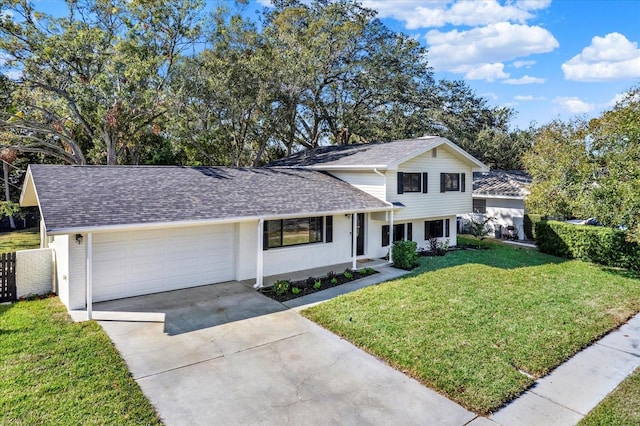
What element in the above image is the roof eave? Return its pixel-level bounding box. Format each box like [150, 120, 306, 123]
[473, 193, 527, 200]
[44, 205, 394, 236]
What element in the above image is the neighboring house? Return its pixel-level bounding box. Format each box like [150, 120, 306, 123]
[460, 170, 531, 240]
[20, 136, 487, 314]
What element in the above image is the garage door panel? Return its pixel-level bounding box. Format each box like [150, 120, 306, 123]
[92, 224, 236, 302]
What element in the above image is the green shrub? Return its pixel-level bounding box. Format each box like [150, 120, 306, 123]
[291, 287, 301, 295]
[536, 220, 640, 271]
[392, 240, 418, 270]
[344, 270, 353, 280]
[360, 267, 374, 275]
[524, 214, 546, 240]
[272, 280, 290, 296]
[330, 277, 338, 285]
[313, 280, 322, 289]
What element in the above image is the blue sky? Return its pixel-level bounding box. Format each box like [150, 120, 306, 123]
[254, 0, 640, 129]
[31, 0, 640, 130]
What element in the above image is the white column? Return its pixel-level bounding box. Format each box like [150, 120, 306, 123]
[352, 213, 357, 270]
[254, 218, 264, 288]
[389, 210, 394, 264]
[86, 232, 93, 320]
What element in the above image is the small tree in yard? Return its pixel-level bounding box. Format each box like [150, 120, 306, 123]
[392, 240, 418, 270]
[469, 216, 494, 248]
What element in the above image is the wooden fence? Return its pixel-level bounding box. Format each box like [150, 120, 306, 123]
[0, 252, 16, 302]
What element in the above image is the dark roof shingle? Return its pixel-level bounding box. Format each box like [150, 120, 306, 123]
[29, 165, 390, 233]
[268, 137, 444, 168]
[473, 170, 532, 198]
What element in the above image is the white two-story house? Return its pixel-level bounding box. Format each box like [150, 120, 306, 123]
[20, 136, 488, 314]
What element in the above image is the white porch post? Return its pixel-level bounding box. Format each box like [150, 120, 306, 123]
[388, 210, 394, 264]
[86, 232, 93, 320]
[351, 213, 357, 270]
[254, 218, 264, 288]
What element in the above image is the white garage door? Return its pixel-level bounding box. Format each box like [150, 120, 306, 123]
[92, 224, 235, 302]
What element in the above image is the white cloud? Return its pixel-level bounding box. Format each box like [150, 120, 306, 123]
[462, 63, 510, 82]
[512, 60, 536, 68]
[514, 95, 546, 101]
[361, 0, 551, 29]
[608, 91, 640, 107]
[426, 22, 558, 71]
[553, 96, 595, 114]
[503, 75, 546, 84]
[562, 33, 640, 81]
[482, 92, 499, 101]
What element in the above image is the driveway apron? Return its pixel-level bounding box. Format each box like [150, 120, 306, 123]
[96, 282, 475, 425]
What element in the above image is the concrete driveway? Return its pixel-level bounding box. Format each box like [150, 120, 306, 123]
[96, 282, 476, 425]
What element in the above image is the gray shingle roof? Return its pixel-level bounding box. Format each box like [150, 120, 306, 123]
[473, 170, 532, 198]
[268, 137, 445, 168]
[28, 165, 390, 233]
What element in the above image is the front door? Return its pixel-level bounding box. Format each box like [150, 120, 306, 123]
[352, 213, 365, 256]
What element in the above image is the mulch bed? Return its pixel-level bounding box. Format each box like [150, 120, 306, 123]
[258, 268, 379, 302]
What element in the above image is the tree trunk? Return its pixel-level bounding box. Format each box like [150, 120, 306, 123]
[3, 161, 15, 229]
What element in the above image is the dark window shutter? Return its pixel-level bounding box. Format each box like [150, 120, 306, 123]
[263, 221, 269, 250]
[422, 173, 428, 193]
[445, 219, 450, 238]
[461, 173, 466, 192]
[407, 223, 413, 241]
[325, 216, 333, 243]
[382, 225, 390, 247]
[397, 172, 404, 194]
[440, 173, 446, 192]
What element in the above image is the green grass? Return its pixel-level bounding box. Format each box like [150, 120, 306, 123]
[0, 297, 161, 425]
[0, 227, 40, 254]
[302, 237, 640, 414]
[580, 366, 640, 425]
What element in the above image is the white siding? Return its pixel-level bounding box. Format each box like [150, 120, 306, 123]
[236, 215, 359, 281]
[262, 214, 354, 277]
[236, 221, 259, 281]
[16, 248, 53, 299]
[487, 198, 526, 240]
[387, 146, 473, 221]
[329, 171, 386, 200]
[68, 236, 87, 310]
[48, 234, 70, 308]
[368, 215, 458, 258]
[460, 197, 526, 240]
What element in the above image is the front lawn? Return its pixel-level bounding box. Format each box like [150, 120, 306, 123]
[0, 297, 161, 424]
[0, 227, 40, 253]
[580, 366, 640, 425]
[302, 237, 640, 414]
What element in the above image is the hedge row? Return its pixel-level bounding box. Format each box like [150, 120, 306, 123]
[524, 214, 546, 240]
[535, 220, 640, 271]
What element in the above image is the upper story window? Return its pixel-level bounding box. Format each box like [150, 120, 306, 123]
[440, 173, 466, 192]
[264, 216, 330, 249]
[403, 173, 421, 192]
[397, 172, 428, 194]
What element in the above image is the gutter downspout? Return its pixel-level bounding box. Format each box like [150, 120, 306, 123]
[374, 168, 394, 264]
[254, 218, 264, 289]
